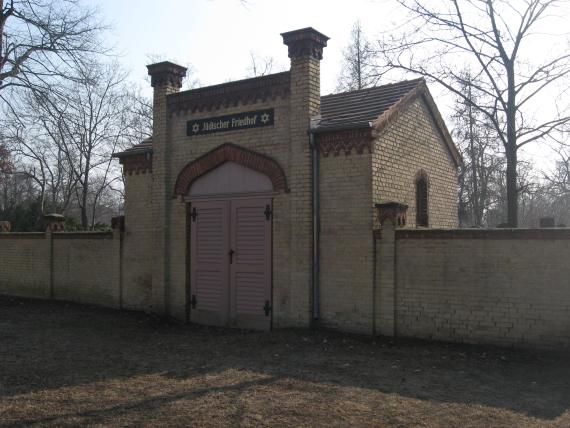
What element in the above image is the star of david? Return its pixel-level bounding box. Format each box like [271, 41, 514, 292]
[260, 113, 270, 124]
[192, 123, 200, 133]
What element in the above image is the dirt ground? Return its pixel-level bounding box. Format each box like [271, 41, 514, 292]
[0, 297, 569, 427]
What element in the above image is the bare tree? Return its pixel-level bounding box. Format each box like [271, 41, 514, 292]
[0, 141, 12, 180]
[376, 0, 570, 227]
[0, 0, 106, 112]
[2, 117, 77, 214]
[453, 70, 505, 226]
[4, 61, 132, 228]
[337, 21, 376, 92]
[246, 52, 276, 77]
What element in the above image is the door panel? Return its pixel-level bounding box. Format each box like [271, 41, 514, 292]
[229, 198, 272, 330]
[190, 200, 229, 326]
[189, 197, 271, 331]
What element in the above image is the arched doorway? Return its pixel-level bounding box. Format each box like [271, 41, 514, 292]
[176, 144, 287, 331]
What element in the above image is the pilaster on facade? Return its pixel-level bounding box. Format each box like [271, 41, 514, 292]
[147, 61, 187, 314]
[281, 27, 328, 323]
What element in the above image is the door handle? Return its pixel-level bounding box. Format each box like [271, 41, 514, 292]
[229, 249, 235, 264]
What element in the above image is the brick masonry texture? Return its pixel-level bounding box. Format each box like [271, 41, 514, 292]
[0, 234, 50, 298]
[122, 171, 153, 311]
[319, 152, 374, 333]
[0, 231, 121, 307]
[393, 229, 570, 348]
[372, 97, 459, 229]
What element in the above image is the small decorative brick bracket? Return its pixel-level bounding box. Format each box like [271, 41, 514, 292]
[173, 143, 288, 198]
[0, 221, 11, 233]
[373, 202, 408, 338]
[375, 202, 408, 228]
[44, 214, 65, 232]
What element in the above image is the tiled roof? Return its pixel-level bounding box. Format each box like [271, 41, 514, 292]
[113, 137, 153, 158]
[316, 78, 424, 131]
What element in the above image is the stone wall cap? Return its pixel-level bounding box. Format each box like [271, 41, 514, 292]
[281, 27, 330, 43]
[146, 61, 187, 76]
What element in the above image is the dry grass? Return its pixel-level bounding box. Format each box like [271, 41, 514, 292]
[0, 296, 569, 427]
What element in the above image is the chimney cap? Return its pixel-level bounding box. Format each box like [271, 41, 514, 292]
[147, 61, 187, 89]
[281, 27, 329, 60]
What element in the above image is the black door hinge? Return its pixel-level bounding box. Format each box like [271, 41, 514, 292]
[191, 207, 197, 222]
[264, 204, 272, 221]
[263, 300, 272, 316]
[191, 294, 197, 308]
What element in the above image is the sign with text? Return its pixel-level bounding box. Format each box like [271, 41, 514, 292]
[187, 109, 274, 136]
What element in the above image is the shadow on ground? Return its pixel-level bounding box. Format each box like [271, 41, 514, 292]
[1, 296, 569, 427]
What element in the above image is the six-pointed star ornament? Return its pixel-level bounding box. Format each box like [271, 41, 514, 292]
[260, 112, 270, 124]
[192, 123, 200, 133]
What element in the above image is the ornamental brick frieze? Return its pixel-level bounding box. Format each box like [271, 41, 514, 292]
[317, 129, 374, 157]
[120, 153, 153, 175]
[167, 72, 291, 115]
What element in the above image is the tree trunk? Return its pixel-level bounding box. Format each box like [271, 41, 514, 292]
[505, 63, 518, 227]
[505, 144, 518, 227]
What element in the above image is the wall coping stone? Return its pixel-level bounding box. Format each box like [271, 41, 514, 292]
[396, 228, 570, 240]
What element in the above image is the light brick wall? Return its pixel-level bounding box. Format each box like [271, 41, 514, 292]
[0, 234, 50, 298]
[52, 233, 120, 307]
[122, 173, 153, 311]
[373, 98, 459, 228]
[319, 152, 374, 333]
[0, 231, 121, 308]
[394, 229, 570, 348]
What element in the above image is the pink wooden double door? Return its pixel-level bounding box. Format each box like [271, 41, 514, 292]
[189, 198, 272, 330]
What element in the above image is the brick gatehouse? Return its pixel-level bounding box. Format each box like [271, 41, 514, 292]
[114, 27, 460, 333]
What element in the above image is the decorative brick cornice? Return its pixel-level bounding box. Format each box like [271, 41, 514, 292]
[316, 128, 374, 157]
[167, 72, 291, 114]
[147, 61, 187, 89]
[119, 152, 153, 175]
[173, 143, 288, 197]
[281, 27, 329, 60]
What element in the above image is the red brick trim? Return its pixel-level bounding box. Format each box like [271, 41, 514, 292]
[173, 143, 288, 197]
[167, 72, 290, 114]
[316, 129, 374, 157]
[119, 153, 152, 175]
[396, 228, 570, 240]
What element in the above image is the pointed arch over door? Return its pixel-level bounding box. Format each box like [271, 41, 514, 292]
[173, 143, 288, 198]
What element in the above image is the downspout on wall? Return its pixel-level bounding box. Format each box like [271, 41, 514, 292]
[310, 129, 320, 323]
